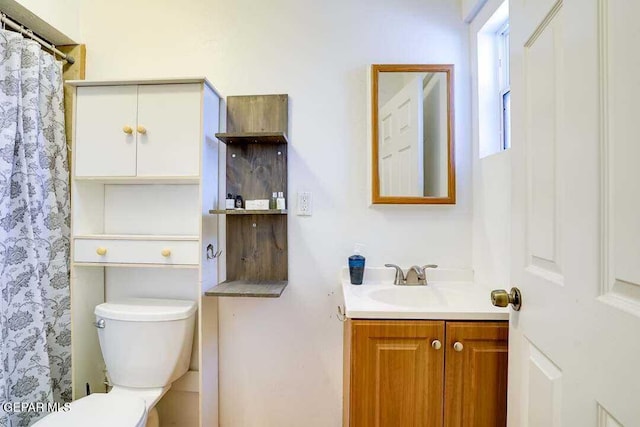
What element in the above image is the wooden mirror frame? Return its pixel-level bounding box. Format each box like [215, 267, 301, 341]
[371, 64, 456, 204]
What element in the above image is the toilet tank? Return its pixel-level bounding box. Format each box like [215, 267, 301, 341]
[95, 298, 197, 388]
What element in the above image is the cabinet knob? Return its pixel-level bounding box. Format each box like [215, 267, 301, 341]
[96, 247, 107, 256]
[137, 125, 147, 135]
[453, 341, 464, 352]
[123, 125, 133, 135]
[161, 248, 171, 257]
[431, 340, 442, 350]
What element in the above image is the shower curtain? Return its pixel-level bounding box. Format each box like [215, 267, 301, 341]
[0, 29, 71, 426]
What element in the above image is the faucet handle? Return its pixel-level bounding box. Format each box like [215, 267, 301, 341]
[420, 264, 438, 285]
[385, 264, 405, 285]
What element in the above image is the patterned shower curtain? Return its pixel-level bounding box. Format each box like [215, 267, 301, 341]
[0, 29, 71, 426]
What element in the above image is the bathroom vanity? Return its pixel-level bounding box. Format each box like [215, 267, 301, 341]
[341, 268, 508, 427]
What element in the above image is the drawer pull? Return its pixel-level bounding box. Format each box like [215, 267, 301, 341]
[161, 248, 171, 257]
[96, 247, 107, 256]
[137, 125, 147, 134]
[123, 125, 133, 135]
[453, 341, 464, 352]
[431, 340, 442, 350]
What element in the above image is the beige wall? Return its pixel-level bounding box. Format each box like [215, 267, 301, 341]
[76, 0, 471, 425]
[0, 0, 80, 42]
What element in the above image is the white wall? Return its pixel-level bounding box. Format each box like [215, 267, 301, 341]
[470, 0, 511, 289]
[461, 0, 488, 23]
[0, 0, 80, 43]
[76, 0, 471, 425]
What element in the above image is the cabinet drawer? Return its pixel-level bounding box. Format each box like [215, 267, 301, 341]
[74, 238, 199, 265]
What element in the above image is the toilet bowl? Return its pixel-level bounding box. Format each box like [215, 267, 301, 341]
[34, 298, 197, 427]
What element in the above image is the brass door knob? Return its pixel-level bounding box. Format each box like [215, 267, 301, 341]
[137, 125, 147, 134]
[123, 125, 133, 134]
[161, 248, 171, 257]
[96, 247, 107, 256]
[491, 287, 522, 311]
[431, 340, 442, 350]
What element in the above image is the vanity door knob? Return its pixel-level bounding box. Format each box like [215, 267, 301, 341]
[431, 340, 442, 350]
[453, 341, 464, 352]
[137, 125, 147, 134]
[96, 247, 107, 256]
[161, 249, 171, 257]
[123, 125, 133, 134]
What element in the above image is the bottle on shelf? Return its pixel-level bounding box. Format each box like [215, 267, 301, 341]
[226, 193, 235, 209]
[270, 192, 278, 210]
[276, 192, 286, 210]
[235, 195, 244, 209]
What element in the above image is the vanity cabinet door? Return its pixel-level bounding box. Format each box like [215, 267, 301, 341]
[136, 84, 202, 177]
[74, 85, 138, 177]
[346, 320, 445, 427]
[444, 321, 508, 427]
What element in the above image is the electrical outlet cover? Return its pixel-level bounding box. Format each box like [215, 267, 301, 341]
[297, 191, 312, 216]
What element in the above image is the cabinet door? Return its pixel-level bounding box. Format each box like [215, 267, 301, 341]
[348, 320, 445, 427]
[444, 322, 508, 427]
[74, 86, 138, 177]
[136, 84, 202, 177]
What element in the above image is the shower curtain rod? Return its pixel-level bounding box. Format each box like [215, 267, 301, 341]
[0, 13, 75, 64]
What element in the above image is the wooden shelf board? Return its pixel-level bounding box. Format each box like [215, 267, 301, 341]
[72, 262, 199, 269]
[215, 132, 288, 145]
[204, 280, 288, 298]
[209, 209, 287, 215]
[73, 176, 200, 184]
[66, 77, 221, 97]
[73, 234, 199, 241]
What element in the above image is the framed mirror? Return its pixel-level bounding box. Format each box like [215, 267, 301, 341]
[371, 64, 455, 204]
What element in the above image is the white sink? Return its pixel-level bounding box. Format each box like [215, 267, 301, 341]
[369, 286, 447, 307]
[340, 267, 508, 320]
[368, 284, 468, 308]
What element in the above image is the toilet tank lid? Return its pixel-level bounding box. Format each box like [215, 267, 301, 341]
[95, 298, 197, 321]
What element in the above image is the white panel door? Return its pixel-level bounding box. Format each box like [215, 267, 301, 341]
[136, 84, 202, 177]
[508, 0, 640, 425]
[378, 77, 424, 196]
[74, 85, 137, 177]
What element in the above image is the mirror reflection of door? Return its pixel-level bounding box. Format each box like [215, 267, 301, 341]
[377, 71, 449, 198]
[423, 73, 448, 197]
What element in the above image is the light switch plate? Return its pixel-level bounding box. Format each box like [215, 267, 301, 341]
[297, 191, 312, 216]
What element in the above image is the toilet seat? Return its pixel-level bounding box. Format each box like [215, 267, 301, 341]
[33, 393, 147, 427]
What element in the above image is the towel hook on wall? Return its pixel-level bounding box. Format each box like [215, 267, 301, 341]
[206, 244, 222, 260]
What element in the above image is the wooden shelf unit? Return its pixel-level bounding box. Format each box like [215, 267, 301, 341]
[205, 280, 288, 298]
[209, 94, 289, 298]
[214, 131, 288, 145]
[209, 209, 287, 215]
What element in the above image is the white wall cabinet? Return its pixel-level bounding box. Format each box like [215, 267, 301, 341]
[74, 82, 202, 178]
[68, 78, 221, 427]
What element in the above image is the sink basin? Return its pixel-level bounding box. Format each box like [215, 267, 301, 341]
[368, 285, 467, 308]
[340, 267, 509, 320]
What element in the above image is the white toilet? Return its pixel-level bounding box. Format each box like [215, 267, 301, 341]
[35, 298, 197, 427]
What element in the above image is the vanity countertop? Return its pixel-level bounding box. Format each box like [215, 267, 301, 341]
[340, 268, 509, 320]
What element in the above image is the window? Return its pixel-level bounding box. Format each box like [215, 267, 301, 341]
[476, 0, 509, 158]
[498, 22, 511, 150]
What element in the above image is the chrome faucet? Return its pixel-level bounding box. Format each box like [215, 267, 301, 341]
[385, 264, 438, 285]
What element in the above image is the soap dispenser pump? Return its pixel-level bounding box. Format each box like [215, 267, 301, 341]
[348, 244, 366, 285]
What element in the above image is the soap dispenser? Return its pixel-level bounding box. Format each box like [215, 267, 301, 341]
[348, 244, 366, 285]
